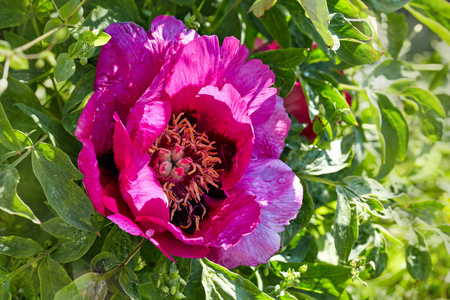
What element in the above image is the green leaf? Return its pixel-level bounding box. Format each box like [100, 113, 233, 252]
[248, 0, 277, 17]
[42, 217, 97, 263]
[368, 93, 409, 179]
[102, 225, 139, 261]
[0, 100, 21, 152]
[38, 255, 72, 300]
[365, 231, 388, 278]
[334, 186, 358, 262]
[200, 259, 274, 300]
[340, 176, 394, 199]
[400, 87, 446, 142]
[55, 53, 76, 83]
[92, 31, 111, 47]
[9, 53, 29, 71]
[0, 267, 12, 299]
[16, 103, 81, 160]
[307, 79, 358, 126]
[43, 18, 70, 44]
[54, 273, 108, 300]
[90, 252, 121, 273]
[169, 0, 195, 5]
[297, 0, 334, 47]
[405, 3, 450, 45]
[328, 0, 369, 19]
[251, 48, 308, 69]
[273, 68, 297, 98]
[119, 265, 139, 300]
[260, 5, 291, 48]
[387, 12, 408, 59]
[31, 143, 95, 232]
[280, 179, 314, 246]
[0, 0, 31, 29]
[60, 0, 83, 25]
[336, 38, 383, 65]
[292, 139, 353, 175]
[89, 0, 139, 24]
[362, 0, 411, 13]
[329, 13, 372, 41]
[405, 229, 431, 281]
[0, 236, 43, 258]
[184, 259, 206, 300]
[0, 164, 40, 224]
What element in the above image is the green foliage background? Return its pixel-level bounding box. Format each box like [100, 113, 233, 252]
[0, 0, 449, 299]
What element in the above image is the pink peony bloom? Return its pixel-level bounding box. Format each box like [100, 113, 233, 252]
[75, 16, 302, 269]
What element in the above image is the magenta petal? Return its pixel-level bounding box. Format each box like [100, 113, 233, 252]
[126, 71, 171, 151]
[152, 231, 210, 258]
[150, 15, 199, 46]
[113, 115, 170, 222]
[165, 35, 221, 113]
[108, 214, 144, 236]
[223, 58, 277, 127]
[97, 23, 162, 120]
[196, 84, 254, 190]
[207, 159, 302, 268]
[252, 96, 291, 159]
[191, 190, 260, 249]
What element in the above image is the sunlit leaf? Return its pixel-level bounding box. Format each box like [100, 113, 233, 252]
[54, 273, 107, 300]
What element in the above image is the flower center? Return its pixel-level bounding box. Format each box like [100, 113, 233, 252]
[149, 113, 222, 232]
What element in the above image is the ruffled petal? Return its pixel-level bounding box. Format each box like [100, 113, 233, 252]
[252, 96, 291, 159]
[126, 71, 171, 151]
[196, 84, 254, 190]
[113, 115, 170, 222]
[165, 35, 221, 114]
[150, 15, 199, 47]
[108, 214, 144, 236]
[96, 23, 162, 121]
[207, 159, 302, 268]
[191, 190, 260, 249]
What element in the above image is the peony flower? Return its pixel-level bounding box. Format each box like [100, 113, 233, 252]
[75, 15, 302, 269]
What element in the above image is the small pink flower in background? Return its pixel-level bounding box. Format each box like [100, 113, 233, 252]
[76, 16, 302, 269]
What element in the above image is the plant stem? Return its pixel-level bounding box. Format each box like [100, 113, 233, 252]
[299, 174, 338, 187]
[0, 243, 59, 285]
[339, 83, 366, 92]
[10, 134, 48, 167]
[99, 238, 146, 281]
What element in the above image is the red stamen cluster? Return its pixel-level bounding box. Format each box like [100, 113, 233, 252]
[149, 113, 222, 231]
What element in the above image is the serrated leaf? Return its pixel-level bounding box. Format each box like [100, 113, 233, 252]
[260, 5, 291, 48]
[54, 273, 107, 300]
[0, 236, 43, 258]
[297, 0, 334, 47]
[248, 0, 277, 17]
[251, 48, 308, 69]
[0, 0, 31, 29]
[55, 53, 76, 83]
[0, 164, 40, 224]
[334, 186, 358, 262]
[200, 259, 274, 300]
[280, 179, 314, 246]
[38, 255, 72, 300]
[406, 229, 431, 281]
[31, 142, 95, 232]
